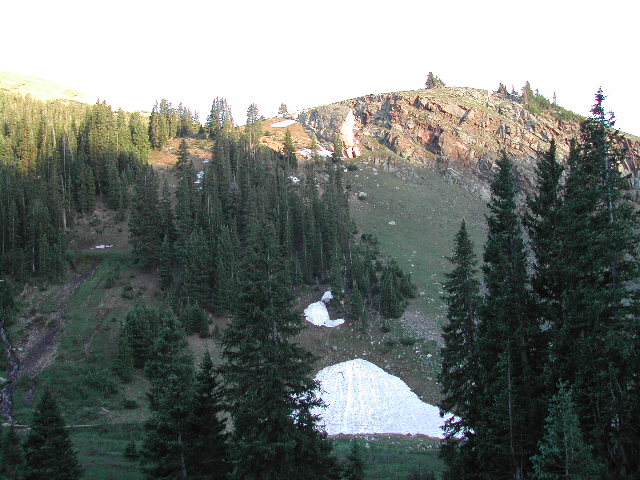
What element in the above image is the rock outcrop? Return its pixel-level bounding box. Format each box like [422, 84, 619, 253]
[297, 87, 640, 200]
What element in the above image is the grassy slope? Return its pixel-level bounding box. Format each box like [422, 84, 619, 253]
[0, 72, 87, 103]
[5, 136, 489, 479]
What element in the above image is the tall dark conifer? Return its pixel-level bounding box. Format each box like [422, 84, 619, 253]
[438, 220, 481, 478]
[22, 391, 82, 480]
[222, 219, 337, 480]
[476, 157, 542, 480]
[185, 350, 230, 480]
[550, 91, 640, 477]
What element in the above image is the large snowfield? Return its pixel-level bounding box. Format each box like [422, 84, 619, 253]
[314, 359, 453, 438]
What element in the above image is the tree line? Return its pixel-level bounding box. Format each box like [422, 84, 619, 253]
[129, 110, 415, 322]
[0, 92, 150, 279]
[439, 90, 640, 480]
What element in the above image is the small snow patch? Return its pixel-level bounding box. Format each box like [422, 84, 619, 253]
[321, 291, 333, 302]
[270, 119, 297, 128]
[388, 221, 396, 226]
[304, 301, 344, 328]
[314, 359, 456, 437]
[298, 146, 332, 158]
[289, 176, 301, 184]
[93, 245, 113, 249]
[195, 171, 205, 184]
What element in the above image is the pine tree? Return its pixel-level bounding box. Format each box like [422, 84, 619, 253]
[0, 426, 24, 479]
[283, 130, 296, 168]
[438, 221, 481, 452]
[475, 157, 543, 480]
[22, 391, 82, 480]
[159, 235, 173, 290]
[181, 228, 213, 310]
[141, 313, 195, 480]
[343, 440, 365, 480]
[129, 165, 162, 268]
[185, 350, 230, 480]
[531, 383, 601, 480]
[549, 90, 640, 476]
[222, 219, 337, 480]
[278, 103, 289, 117]
[524, 140, 564, 334]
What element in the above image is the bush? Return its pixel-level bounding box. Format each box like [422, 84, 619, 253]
[123, 440, 138, 460]
[122, 399, 139, 410]
[400, 335, 417, 346]
[407, 468, 436, 480]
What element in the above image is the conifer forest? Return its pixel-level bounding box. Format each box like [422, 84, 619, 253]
[0, 83, 638, 480]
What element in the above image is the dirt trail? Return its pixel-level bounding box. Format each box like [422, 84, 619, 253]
[18, 264, 98, 379]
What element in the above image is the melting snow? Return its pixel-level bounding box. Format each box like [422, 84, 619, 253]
[270, 119, 297, 127]
[289, 176, 301, 184]
[298, 146, 333, 158]
[195, 171, 205, 184]
[93, 245, 113, 249]
[314, 359, 455, 437]
[304, 301, 344, 328]
[321, 290, 333, 302]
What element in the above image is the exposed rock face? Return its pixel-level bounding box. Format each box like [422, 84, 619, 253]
[297, 87, 640, 200]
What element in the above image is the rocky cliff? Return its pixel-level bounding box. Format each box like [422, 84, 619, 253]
[297, 87, 640, 200]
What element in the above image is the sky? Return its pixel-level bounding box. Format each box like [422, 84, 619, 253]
[2, 0, 638, 134]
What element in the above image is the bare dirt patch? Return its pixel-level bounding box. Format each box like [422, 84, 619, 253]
[17, 264, 99, 379]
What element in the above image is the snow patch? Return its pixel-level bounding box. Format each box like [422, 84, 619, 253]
[298, 145, 332, 159]
[289, 176, 301, 184]
[195, 171, 205, 184]
[270, 119, 297, 128]
[93, 245, 113, 249]
[314, 358, 456, 437]
[321, 290, 333, 302]
[304, 301, 344, 328]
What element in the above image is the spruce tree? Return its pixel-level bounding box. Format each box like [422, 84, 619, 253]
[476, 157, 543, 480]
[343, 440, 365, 480]
[159, 235, 173, 290]
[549, 91, 640, 476]
[531, 383, 601, 480]
[22, 391, 82, 480]
[0, 426, 24, 479]
[129, 165, 162, 268]
[141, 313, 195, 480]
[222, 219, 337, 480]
[185, 350, 230, 480]
[438, 221, 481, 455]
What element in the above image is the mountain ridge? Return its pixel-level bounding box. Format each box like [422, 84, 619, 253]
[296, 86, 640, 201]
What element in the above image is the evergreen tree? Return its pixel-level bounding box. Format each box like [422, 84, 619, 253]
[524, 139, 564, 335]
[159, 235, 174, 290]
[475, 157, 543, 480]
[181, 228, 213, 310]
[283, 130, 296, 168]
[141, 314, 195, 480]
[129, 165, 162, 268]
[549, 90, 640, 476]
[0, 426, 24, 479]
[278, 103, 289, 117]
[22, 391, 82, 480]
[438, 220, 481, 463]
[222, 219, 337, 480]
[343, 440, 365, 480]
[185, 350, 230, 480]
[531, 383, 601, 480]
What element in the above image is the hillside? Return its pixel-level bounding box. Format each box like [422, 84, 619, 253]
[2, 77, 636, 479]
[296, 86, 640, 201]
[0, 72, 88, 104]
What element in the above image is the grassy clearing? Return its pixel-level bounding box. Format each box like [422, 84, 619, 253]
[333, 435, 444, 480]
[347, 163, 486, 320]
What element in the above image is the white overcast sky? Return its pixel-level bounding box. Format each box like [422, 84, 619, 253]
[2, 0, 638, 134]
